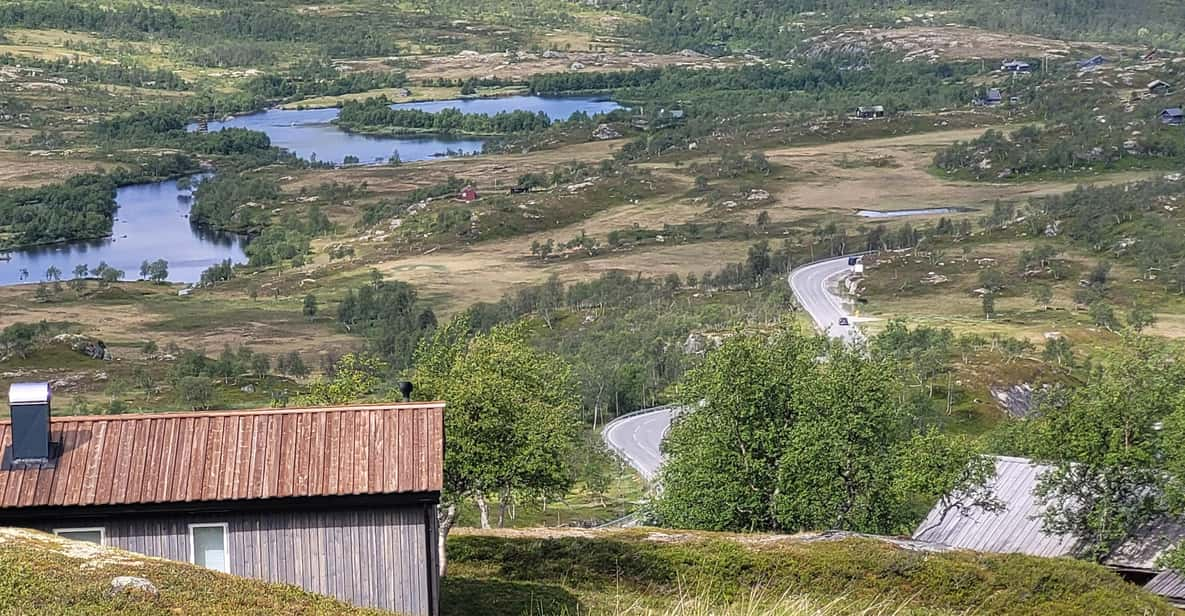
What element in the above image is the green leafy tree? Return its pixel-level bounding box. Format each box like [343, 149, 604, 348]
[414, 316, 580, 574]
[899, 430, 1003, 536]
[656, 325, 993, 534]
[1127, 305, 1157, 332]
[1032, 284, 1053, 310]
[295, 353, 388, 405]
[1032, 337, 1185, 560]
[982, 291, 996, 320]
[303, 293, 319, 320]
[177, 376, 215, 410]
[251, 353, 271, 378]
[0, 322, 42, 359]
[1042, 337, 1074, 371]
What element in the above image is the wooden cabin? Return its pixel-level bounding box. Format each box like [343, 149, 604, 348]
[0, 383, 444, 615]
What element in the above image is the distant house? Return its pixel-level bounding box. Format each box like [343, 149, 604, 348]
[855, 105, 885, 119]
[0, 383, 445, 616]
[914, 456, 1185, 606]
[1077, 55, 1106, 70]
[459, 185, 479, 202]
[1161, 108, 1185, 125]
[974, 88, 1004, 107]
[1149, 80, 1172, 95]
[1001, 60, 1032, 73]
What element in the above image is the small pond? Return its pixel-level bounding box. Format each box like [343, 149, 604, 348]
[856, 208, 960, 218]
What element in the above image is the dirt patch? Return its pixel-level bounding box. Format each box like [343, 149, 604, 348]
[397, 50, 745, 82]
[757, 129, 1160, 224]
[0, 150, 112, 188]
[806, 25, 1133, 62]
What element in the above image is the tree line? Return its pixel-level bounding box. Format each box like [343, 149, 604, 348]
[337, 98, 555, 136]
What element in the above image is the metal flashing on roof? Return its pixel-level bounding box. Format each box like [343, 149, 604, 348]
[7, 382, 50, 405]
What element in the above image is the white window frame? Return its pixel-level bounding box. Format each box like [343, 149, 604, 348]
[188, 522, 230, 573]
[53, 526, 106, 545]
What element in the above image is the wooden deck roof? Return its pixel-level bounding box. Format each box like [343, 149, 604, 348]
[0, 403, 444, 509]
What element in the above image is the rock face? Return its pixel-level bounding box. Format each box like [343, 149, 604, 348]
[109, 576, 158, 597]
[990, 383, 1039, 418]
[51, 334, 111, 361]
[683, 333, 707, 355]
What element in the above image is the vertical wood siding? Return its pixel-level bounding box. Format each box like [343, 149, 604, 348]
[35, 506, 436, 615]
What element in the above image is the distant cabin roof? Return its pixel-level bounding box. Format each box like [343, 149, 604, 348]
[986, 88, 1003, 99]
[1163, 108, 1185, 117]
[0, 403, 444, 510]
[1150, 80, 1172, 88]
[913, 455, 1185, 570]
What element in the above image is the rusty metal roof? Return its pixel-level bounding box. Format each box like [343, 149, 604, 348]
[0, 403, 444, 509]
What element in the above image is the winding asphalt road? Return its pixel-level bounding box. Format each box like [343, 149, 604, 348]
[602, 255, 863, 482]
[787, 254, 865, 344]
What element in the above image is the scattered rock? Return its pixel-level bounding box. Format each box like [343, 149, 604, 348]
[921, 272, 949, 285]
[541, 50, 564, 59]
[51, 334, 111, 361]
[109, 576, 158, 598]
[746, 189, 771, 201]
[683, 333, 707, 355]
[592, 124, 621, 140]
[570, 62, 586, 70]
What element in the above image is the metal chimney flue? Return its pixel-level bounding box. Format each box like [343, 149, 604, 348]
[398, 381, 414, 403]
[8, 382, 52, 462]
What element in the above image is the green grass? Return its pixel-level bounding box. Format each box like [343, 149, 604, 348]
[0, 528, 389, 615]
[442, 529, 1179, 616]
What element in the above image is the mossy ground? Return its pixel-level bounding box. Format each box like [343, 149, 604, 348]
[441, 528, 1179, 616]
[0, 528, 389, 615]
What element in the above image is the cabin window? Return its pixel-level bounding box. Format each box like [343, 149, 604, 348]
[189, 523, 229, 573]
[54, 527, 104, 545]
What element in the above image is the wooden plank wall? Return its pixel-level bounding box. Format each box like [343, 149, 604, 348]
[34, 506, 436, 615]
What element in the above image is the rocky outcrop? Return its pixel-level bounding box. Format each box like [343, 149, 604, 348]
[51, 334, 112, 361]
[109, 576, 158, 598]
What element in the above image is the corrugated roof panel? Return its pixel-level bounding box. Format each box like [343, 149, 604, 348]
[913, 456, 1083, 558]
[1147, 571, 1185, 600]
[915, 455, 1185, 569]
[0, 403, 443, 509]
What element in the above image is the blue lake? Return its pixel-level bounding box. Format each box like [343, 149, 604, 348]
[200, 95, 622, 165]
[0, 177, 246, 286]
[1, 95, 621, 286]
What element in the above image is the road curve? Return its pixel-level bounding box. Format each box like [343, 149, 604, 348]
[602, 407, 673, 483]
[788, 254, 863, 343]
[603, 255, 865, 483]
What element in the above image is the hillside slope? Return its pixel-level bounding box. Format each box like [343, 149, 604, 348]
[0, 528, 387, 616]
[443, 528, 1179, 615]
